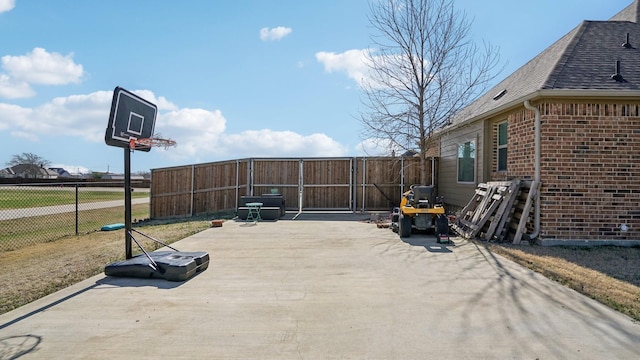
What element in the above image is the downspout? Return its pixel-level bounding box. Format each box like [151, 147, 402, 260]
[523, 100, 541, 240]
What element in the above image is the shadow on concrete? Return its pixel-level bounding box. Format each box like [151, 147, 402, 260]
[0, 276, 190, 331]
[98, 274, 195, 289]
[400, 234, 455, 253]
[233, 212, 380, 223]
[0, 282, 99, 331]
[0, 334, 41, 359]
[281, 211, 383, 222]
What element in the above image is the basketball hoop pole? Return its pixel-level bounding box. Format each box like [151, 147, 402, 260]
[105, 87, 179, 260]
[124, 147, 133, 259]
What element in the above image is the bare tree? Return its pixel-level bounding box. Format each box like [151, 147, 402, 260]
[6, 152, 52, 178]
[361, 0, 501, 184]
[6, 152, 51, 167]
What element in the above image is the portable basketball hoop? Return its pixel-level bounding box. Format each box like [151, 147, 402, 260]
[104, 87, 209, 281]
[102, 86, 208, 282]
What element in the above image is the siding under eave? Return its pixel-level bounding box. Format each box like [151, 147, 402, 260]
[438, 120, 485, 209]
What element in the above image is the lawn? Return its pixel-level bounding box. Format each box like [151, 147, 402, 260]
[0, 188, 149, 210]
[0, 203, 150, 251]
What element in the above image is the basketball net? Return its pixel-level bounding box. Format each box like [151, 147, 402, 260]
[128, 135, 177, 150]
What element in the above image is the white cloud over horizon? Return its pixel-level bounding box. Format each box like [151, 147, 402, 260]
[220, 130, 348, 158]
[259, 26, 292, 41]
[355, 137, 401, 157]
[50, 163, 91, 175]
[0, 89, 351, 165]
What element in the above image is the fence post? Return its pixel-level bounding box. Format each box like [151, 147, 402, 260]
[298, 159, 303, 213]
[235, 159, 240, 211]
[361, 158, 366, 212]
[190, 164, 195, 217]
[75, 184, 79, 235]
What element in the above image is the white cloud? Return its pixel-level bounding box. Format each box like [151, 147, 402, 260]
[131, 90, 178, 111]
[0, 0, 14, 13]
[50, 163, 91, 175]
[316, 49, 371, 87]
[0, 91, 110, 142]
[158, 108, 227, 158]
[259, 26, 292, 41]
[0, 102, 33, 134]
[0, 89, 349, 163]
[10, 130, 38, 142]
[2, 47, 84, 85]
[316, 48, 409, 90]
[220, 129, 348, 158]
[356, 138, 400, 156]
[0, 74, 35, 98]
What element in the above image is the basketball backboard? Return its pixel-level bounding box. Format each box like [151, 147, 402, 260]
[105, 86, 157, 152]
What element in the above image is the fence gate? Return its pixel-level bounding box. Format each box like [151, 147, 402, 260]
[300, 158, 353, 211]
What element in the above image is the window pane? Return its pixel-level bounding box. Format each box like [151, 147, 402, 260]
[458, 141, 475, 182]
[498, 148, 507, 171]
[498, 122, 507, 146]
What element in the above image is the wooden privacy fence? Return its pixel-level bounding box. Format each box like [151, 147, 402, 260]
[150, 157, 434, 219]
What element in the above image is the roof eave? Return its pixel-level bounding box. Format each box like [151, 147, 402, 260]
[443, 89, 640, 132]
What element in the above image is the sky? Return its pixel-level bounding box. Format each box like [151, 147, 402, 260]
[0, 0, 633, 174]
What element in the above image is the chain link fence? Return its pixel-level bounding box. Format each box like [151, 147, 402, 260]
[0, 181, 150, 252]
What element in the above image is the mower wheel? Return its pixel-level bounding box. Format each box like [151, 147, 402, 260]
[399, 213, 412, 237]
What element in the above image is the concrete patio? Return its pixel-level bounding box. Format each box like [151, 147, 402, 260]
[1, 214, 639, 359]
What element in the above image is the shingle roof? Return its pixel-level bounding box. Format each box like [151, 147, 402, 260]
[450, 0, 640, 126]
[610, 0, 640, 22]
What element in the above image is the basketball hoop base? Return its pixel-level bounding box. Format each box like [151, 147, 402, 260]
[104, 229, 209, 281]
[105, 251, 209, 281]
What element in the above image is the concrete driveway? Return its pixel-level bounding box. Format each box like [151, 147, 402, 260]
[1, 215, 639, 359]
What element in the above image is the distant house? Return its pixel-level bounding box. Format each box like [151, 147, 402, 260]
[49, 167, 76, 178]
[433, 1, 640, 244]
[0, 167, 15, 178]
[10, 164, 58, 179]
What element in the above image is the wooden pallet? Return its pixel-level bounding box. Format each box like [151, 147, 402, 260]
[512, 181, 540, 244]
[452, 180, 524, 242]
[452, 182, 514, 239]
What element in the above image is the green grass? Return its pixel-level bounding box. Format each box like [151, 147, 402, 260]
[0, 204, 150, 251]
[0, 189, 149, 209]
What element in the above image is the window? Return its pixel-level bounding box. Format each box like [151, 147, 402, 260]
[497, 122, 508, 172]
[457, 141, 475, 183]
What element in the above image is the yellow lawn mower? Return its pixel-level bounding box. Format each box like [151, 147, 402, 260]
[392, 185, 450, 243]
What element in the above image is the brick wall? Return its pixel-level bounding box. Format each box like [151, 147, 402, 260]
[492, 101, 640, 241]
[490, 110, 536, 182]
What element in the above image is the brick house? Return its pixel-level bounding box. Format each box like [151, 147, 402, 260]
[435, 1, 640, 244]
